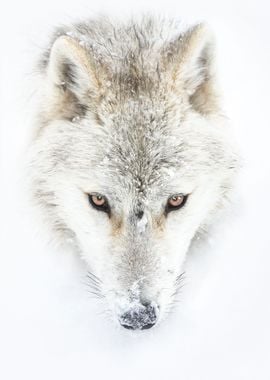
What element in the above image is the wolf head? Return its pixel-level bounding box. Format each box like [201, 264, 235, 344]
[30, 17, 238, 330]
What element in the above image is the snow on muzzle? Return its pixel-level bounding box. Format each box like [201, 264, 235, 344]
[119, 301, 159, 330]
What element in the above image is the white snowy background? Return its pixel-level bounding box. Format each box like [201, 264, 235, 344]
[1, 1, 270, 379]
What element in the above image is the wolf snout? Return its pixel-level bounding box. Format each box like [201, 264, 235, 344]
[119, 302, 159, 330]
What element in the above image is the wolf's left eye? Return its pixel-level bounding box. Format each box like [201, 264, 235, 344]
[166, 194, 188, 213]
[88, 193, 110, 215]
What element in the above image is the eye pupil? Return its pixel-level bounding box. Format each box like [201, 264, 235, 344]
[170, 195, 183, 205]
[93, 195, 105, 205]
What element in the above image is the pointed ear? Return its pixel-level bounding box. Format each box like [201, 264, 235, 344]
[45, 36, 101, 120]
[170, 24, 219, 115]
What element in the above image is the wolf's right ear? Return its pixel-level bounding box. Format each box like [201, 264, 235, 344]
[45, 36, 100, 118]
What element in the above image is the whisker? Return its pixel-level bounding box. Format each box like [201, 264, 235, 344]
[86, 278, 101, 288]
[83, 270, 105, 300]
[84, 284, 102, 293]
[162, 271, 187, 315]
[86, 290, 105, 299]
[175, 271, 186, 285]
[86, 271, 102, 284]
[82, 278, 102, 291]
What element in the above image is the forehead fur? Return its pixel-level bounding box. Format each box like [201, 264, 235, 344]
[41, 16, 182, 84]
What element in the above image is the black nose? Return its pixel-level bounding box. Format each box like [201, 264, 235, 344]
[119, 303, 158, 330]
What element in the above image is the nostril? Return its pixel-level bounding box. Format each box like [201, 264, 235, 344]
[120, 319, 157, 330]
[121, 321, 156, 330]
[141, 322, 156, 330]
[121, 324, 137, 330]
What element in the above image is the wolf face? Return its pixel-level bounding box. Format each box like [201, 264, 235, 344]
[29, 17, 238, 329]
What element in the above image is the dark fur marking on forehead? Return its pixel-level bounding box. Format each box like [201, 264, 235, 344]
[133, 200, 144, 220]
[135, 210, 144, 220]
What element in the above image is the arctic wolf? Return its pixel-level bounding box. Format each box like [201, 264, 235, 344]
[29, 16, 238, 330]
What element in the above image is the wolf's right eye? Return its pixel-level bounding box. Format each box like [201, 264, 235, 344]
[88, 194, 110, 215]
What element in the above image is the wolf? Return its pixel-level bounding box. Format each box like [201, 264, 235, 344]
[28, 16, 238, 330]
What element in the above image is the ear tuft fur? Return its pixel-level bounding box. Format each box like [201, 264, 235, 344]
[169, 24, 220, 115]
[44, 36, 100, 121]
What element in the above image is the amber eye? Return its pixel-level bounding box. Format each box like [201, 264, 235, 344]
[166, 194, 188, 213]
[88, 193, 110, 215]
[91, 194, 106, 206]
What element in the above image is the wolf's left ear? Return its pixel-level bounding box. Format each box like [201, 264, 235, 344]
[169, 24, 219, 114]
